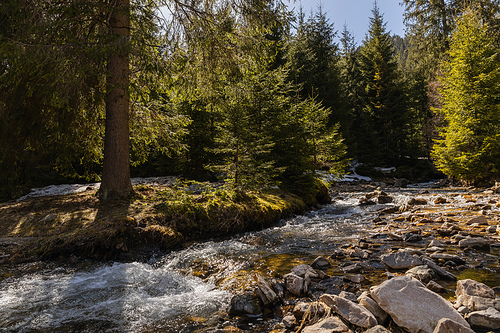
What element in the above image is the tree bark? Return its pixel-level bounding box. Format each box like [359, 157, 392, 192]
[99, 0, 132, 200]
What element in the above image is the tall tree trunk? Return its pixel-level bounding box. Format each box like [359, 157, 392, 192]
[99, 0, 132, 200]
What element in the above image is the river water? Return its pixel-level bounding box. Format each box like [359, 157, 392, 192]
[1, 186, 497, 332]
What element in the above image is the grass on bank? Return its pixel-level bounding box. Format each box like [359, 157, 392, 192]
[0, 179, 329, 261]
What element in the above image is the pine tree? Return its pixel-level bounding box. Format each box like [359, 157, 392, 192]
[432, 9, 500, 182]
[357, 3, 407, 165]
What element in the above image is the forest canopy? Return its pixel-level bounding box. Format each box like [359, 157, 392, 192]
[1, 0, 499, 201]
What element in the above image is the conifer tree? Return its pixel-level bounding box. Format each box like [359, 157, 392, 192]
[357, 3, 407, 164]
[432, 9, 500, 182]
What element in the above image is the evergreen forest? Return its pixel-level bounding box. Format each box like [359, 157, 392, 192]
[1, 0, 500, 202]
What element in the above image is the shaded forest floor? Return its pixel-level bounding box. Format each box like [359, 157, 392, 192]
[0, 181, 329, 263]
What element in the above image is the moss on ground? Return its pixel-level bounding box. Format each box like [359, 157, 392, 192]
[0, 180, 329, 261]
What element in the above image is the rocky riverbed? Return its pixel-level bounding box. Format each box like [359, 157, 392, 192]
[223, 183, 500, 333]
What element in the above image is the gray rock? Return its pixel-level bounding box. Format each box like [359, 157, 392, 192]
[426, 246, 445, 253]
[344, 274, 365, 284]
[370, 276, 470, 333]
[456, 294, 499, 311]
[466, 215, 489, 225]
[320, 294, 377, 328]
[428, 239, 445, 247]
[430, 253, 465, 265]
[282, 314, 296, 328]
[458, 237, 489, 249]
[427, 281, 446, 293]
[457, 279, 495, 299]
[311, 256, 331, 270]
[339, 291, 358, 303]
[284, 273, 304, 296]
[365, 325, 391, 333]
[465, 307, 500, 330]
[255, 275, 277, 305]
[292, 264, 319, 278]
[406, 265, 438, 284]
[358, 291, 389, 325]
[293, 301, 328, 321]
[380, 251, 422, 269]
[227, 291, 262, 317]
[301, 316, 351, 333]
[432, 318, 475, 333]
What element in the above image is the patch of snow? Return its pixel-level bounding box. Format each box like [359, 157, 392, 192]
[16, 176, 178, 201]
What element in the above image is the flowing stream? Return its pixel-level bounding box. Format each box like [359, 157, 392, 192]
[1, 186, 497, 332]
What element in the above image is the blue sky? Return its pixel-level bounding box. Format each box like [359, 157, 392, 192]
[288, 0, 406, 43]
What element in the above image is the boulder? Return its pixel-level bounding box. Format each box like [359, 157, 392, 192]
[320, 294, 377, 328]
[301, 316, 351, 333]
[284, 273, 304, 296]
[282, 314, 296, 328]
[370, 276, 470, 333]
[465, 307, 500, 330]
[466, 215, 489, 226]
[405, 265, 438, 284]
[358, 291, 389, 325]
[380, 251, 422, 270]
[427, 281, 446, 293]
[227, 291, 262, 317]
[432, 318, 474, 333]
[292, 264, 319, 278]
[377, 195, 393, 204]
[458, 237, 489, 250]
[457, 279, 495, 299]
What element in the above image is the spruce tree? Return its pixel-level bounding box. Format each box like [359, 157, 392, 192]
[432, 9, 500, 182]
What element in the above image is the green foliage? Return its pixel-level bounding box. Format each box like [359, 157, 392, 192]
[432, 9, 500, 182]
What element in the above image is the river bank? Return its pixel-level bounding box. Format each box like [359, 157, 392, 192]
[0, 179, 329, 263]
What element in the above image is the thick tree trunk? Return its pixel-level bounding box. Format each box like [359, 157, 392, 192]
[99, 0, 133, 200]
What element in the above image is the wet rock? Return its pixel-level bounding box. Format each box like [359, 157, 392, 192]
[434, 197, 447, 204]
[228, 291, 262, 317]
[458, 237, 489, 250]
[343, 274, 365, 284]
[359, 198, 376, 205]
[301, 316, 351, 333]
[426, 246, 444, 253]
[330, 249, 348, 259]
[405, 265, 438, 284]
[380, 251, 422, 270]
[377, 195, 393, 204]
[309, 276, 343, 296]
[465, 307, 500, 330]
[271, 279, 284, 300]
[365, 325, 391, 333]
[353, 247, 370, 259]
[320, 294, 377, 328]
[311, 256, 331, 270]
[408, 197, 428, 205]
[486, 225, 497, 233]
[284, 273, 304, 296]
[404, 233, 422, 242]
[341, 262, 364, 273]
[358, 291, 389, 325]
[255, 275, 278, 305]
[370, 276, 470, 333]
[466, 215, 489, 226]
[427, 281, 446, 293]
[430, 253, 465, 265]
[378, 206, 400, 215]
[292, 264, 319, 279]
[432, 318, 474, 333]
[282, 314, 296, 328]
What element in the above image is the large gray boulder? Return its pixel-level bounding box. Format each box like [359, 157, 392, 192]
[320, 294, 377, 328]
[432, 318, 474, 333]
[405, 265, 438, 284]
[465, 307, 500, 330]
[301, 316, 351, 333]
[380, 251, 422, 269]
[227, 291, 262, 317]
[370, 276, 470, 333]
[455, 279, 499, 311]
[284, 273, 304, 296]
